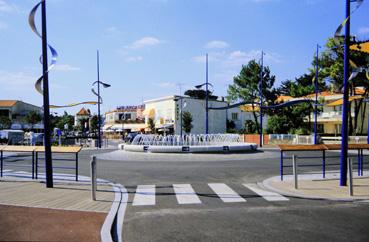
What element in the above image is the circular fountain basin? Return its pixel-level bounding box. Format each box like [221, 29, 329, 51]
[120, 134, 257, 153]
[122, 144, 257, 153]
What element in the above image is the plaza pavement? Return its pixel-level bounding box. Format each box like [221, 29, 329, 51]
[0, 170, 116, 242]
[263, 171, 369, 201]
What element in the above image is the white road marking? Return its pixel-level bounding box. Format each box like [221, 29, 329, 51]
[243, 183, 289, 202]
[132, 185, 156, 206]
[173, 184, 202, 204]
[208, 183, 246, 203]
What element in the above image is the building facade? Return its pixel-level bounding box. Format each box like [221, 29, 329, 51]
[0, 100, 42, 122]
[103, 105, 145, 133]
[143, 96, 228, 135]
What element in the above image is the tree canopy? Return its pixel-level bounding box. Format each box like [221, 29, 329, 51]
[184, 89, 218, 100]
[227, 59, 278, 132]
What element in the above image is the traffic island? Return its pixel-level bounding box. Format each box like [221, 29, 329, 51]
[262, 172, 369, 201]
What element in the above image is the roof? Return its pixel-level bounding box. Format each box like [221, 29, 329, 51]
[0, 100, 17, 107]
[76, 108, 90, 116]
[304, 91, 334, 99]
[350, 40, 369, 54]
[276, 95, 293, 103]
[326, 95, 364, 107]
[240, 104, 260, 112]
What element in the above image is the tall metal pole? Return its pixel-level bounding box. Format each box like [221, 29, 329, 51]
[205, 53, 209, 134]
[314, 44, 320, 145]
[41, 0, 53, 188]
[340, 0, 351, 186]
[179, 84, 183, 136]
[367, 110, 369, 143]
[259, 51, 264, 147]
[97, 50, 102, 149]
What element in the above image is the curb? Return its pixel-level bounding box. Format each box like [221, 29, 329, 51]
[98, 180, 127, 242]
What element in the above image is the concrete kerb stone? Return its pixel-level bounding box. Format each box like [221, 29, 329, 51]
[261, 173, 369, 202]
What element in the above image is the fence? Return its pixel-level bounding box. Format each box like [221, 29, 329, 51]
[242, 134, 368, 145]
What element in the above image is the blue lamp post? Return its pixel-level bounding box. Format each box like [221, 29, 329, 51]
[195, 54, 213, 134]
[92, 50, 111, 149]
[340, 0, 351, 186]
[259, 51, 265, 147]
[314, 44, 321, 145]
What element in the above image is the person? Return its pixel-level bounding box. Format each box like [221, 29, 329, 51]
[30, 131, 35, 146]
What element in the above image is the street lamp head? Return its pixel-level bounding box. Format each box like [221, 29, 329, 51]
[101, 82, 111, 88]
[195, 84, 204, 89]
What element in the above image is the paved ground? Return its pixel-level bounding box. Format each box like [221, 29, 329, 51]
[0, 204, 106, 242]
[0, 178, 114, 212]
[3, 147, 369, 241]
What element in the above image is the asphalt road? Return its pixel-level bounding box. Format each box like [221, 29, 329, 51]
[5, 148, 369, 242]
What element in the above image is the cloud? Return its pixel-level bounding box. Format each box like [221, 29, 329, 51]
[154, 82, 176, 88]
[192, 52, 225, 63]
[124, 56, 143, 62]
[224, 50, 282, 67]
[205, 40, 229, 49]
[104, 26, 122, 37]
[0, 70, 35, 90]
[0, 0, 19, 13]
[358, 27, 369, 35]
[127, 37, 161, 49]
[53, 64, 81, 72]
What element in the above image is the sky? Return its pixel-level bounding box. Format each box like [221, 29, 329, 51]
[0, 0, 368, 115]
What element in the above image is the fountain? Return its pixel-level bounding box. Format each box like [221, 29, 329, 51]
[120, 134, 257, 153]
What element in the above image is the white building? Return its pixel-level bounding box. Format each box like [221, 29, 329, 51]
[143, 96, 228, 134]
[104, 105, 146, 133]
[228, 105, 269, 131]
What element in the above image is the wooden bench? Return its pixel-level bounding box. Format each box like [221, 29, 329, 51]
[35, 146, 82, 181]
[0, 146, 37, 178]
[278, 145, 328, 181]
[0, 146, 82, 181]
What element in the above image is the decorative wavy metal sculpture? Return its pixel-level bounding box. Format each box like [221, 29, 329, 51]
[29, 1, 57, 95]
[29, 1, 97, 109]
[208, 99, 315, 110]
[333, 0, 366, 82]
[91, 84, 102, 104]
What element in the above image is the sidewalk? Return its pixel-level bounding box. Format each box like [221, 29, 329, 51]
[263, 171, 369, 201]
[0, 172, 115, 242]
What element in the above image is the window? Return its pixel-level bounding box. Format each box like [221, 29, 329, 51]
[125, 113, 132, 120]
[231, 113, 238, 120]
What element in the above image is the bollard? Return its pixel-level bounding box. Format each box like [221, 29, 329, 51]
[292, 155, 298, 189]
[348, 158, 353, 196]
[91, 156, 97, 201]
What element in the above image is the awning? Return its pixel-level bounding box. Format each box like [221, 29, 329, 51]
[157, 123, 174, 129]
[110, 124, 124, 131]
[326, 96, 364, 107]
[143, 108, 155, 118]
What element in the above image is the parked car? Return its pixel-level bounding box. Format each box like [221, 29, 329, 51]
[0, 130, 24, 145]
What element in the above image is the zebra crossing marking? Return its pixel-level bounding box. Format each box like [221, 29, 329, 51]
[173, 184, 202, 204]
[132, 185, 156, 206]
[243, 183, 289, 202]
[208, 183, 246, 203]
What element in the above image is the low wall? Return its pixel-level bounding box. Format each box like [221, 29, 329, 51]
[242, 134, 269, 146]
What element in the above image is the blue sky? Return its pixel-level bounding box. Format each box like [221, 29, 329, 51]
[0, 0, 368, 115]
